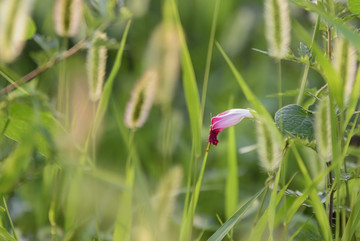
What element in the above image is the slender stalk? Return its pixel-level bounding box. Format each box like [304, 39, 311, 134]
[327, 26, 332, 59]
[57, 37, 69, 126]
[3, 197, 18, 241]
[297, 16, 320, 105]
[0, 39, 86, 95]
[253, 185, 269, 226]
[277, 60, 282, 108]
[327, 162, 334, 227]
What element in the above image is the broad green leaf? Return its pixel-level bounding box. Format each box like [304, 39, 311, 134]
[208, 188, 265, 241]
[0, 141, 32, 193]
[0, 100, 62, 157]
[349, 0, 360, 15]
[275, 104, 314, 140]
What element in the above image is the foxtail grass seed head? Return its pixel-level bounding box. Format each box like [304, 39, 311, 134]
[264, 0, 291, 59]
[315, 97, 332, 163]
[333, 37, 357, 105]
[144, 23, 180, 107]
[54, 0, 83, 37]
[154, 165, 183, 233]
[256, 118, 282, 172]
[0, 0, 33, 63]
[87, 32, 107, 101]
[125, 69, 158, 129]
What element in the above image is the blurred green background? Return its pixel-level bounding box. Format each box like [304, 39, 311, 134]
[0, 0, 327, 240]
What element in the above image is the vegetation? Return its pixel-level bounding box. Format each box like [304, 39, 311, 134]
[0, 0, 360, 240]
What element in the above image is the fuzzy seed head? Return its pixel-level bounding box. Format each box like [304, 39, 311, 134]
[125, 69, 158, 129]
[144, 23, 180, 107]
[0, 0, 33, 63]
[256, 118, 282, 172]
[333, 37, 357, 105]
[315, 97, 332, 163]
[54, 0, 83, 37]
[87, 32, 108, 101]
[264, 0, 291, 58]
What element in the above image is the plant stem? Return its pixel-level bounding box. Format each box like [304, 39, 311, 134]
[327, 162, 334, 227]
[3, 197, 18, 241]
[296, 16, 320, 105]
[327, 26, 332, 59]
[253, 185, 269, 226]
[278, 60, 282, 109]
[0, 39, 86, 95]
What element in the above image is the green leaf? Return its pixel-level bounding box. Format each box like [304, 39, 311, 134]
[349, 0, 360, 15]
[0, 142, 32, 193]
[0, 226, 17, 241]
[24, 17, 36, 40]
[0, 100, 62, 157]
[275, 104, 315, 140]
[171, 0, 201, 157]
[207, 188, 265, 241]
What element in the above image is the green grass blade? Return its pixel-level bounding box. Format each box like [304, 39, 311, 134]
[113, 165, 135, 241]
[292, 146, 332, 241]
[293, 20, 343, 109]
[208, 188, 265, 241]
[170, 0, 201, 157]
[341, 192, 360, 241]
[216, 42, 272, 120]
[225, 124, 238, 220]
[292, 0, 360, 52]
[201, 0, 221, 119]
[248, 173, 296, 241]
[267, 167, 282, 241]
[93, 20, 131, 134]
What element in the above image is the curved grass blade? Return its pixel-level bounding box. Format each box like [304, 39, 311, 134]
[93, 20, 131, 134]
[208, 188, 265, 241]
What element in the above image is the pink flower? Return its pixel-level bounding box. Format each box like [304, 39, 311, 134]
[208, 109, 253, 146]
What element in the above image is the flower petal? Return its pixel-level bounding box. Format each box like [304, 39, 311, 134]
[208, 109, 253, 145]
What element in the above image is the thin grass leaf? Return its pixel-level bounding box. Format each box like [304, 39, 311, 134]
[170, 0, 201, 157]
[341, 191, 360, 241]
[201, 0, 221, 118]
[292, 146, 332, 241]
[344, 66, 360, 128]
[249, 174, 296, 241]
[208, 188, 265, 241]
[248, 175, 295, 241]
[267, 167, 282, 241]
[293, 20, 344, 109]
[225, 124, 238, 220]
[216, 42, 272, 121]
[93, 20, 131, 134]
[113, 165, 135, 241]
[0, 226, 17, 241]
[292, 0, 360, 52]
